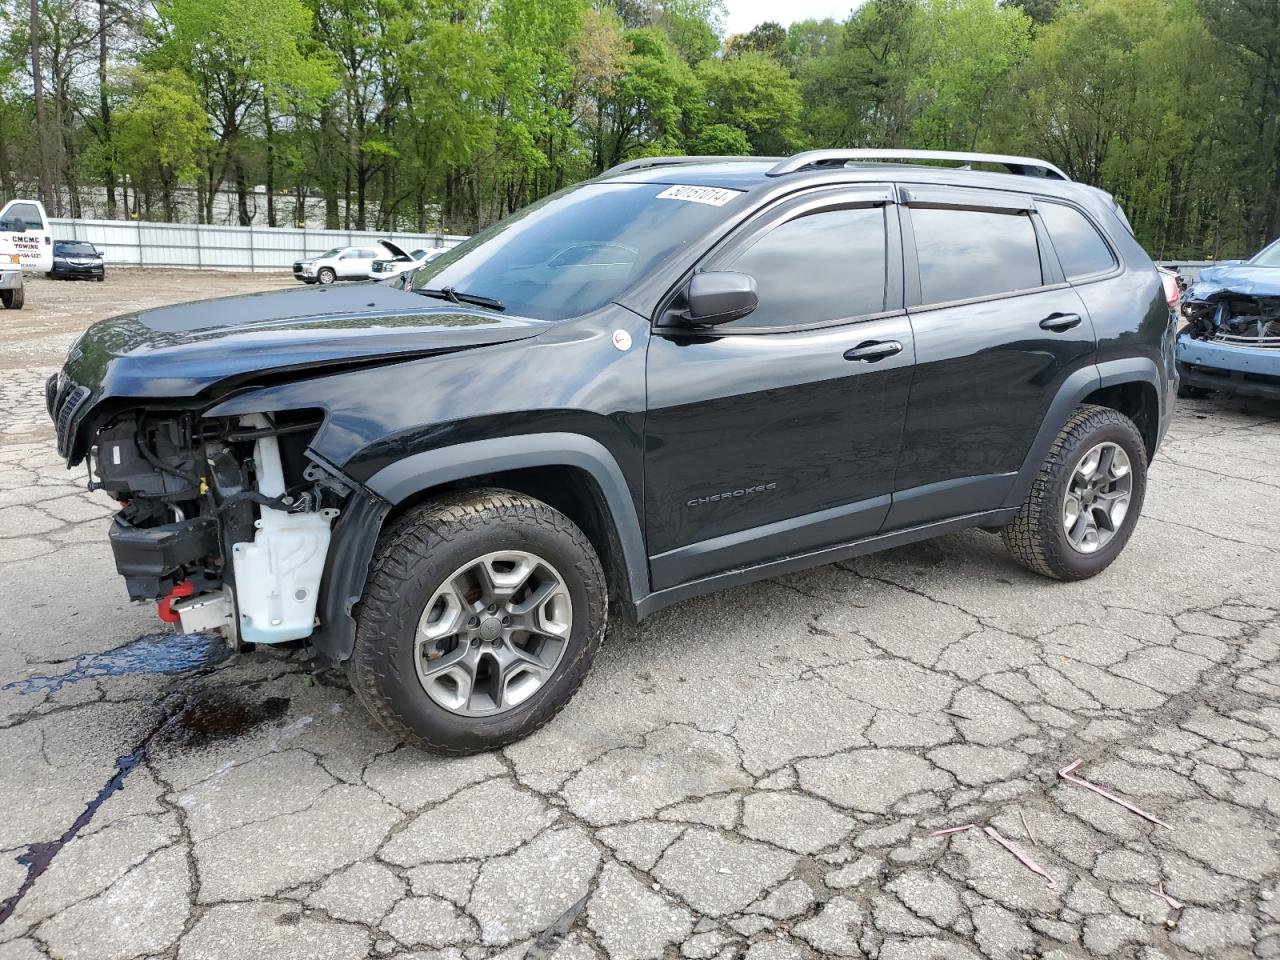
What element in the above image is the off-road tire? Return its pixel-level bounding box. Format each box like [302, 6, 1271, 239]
[1001, 404, 1147, 581]
[0, 286, 22, 310]
[317, 267, 336, 285]
[348, 488, 607, 754]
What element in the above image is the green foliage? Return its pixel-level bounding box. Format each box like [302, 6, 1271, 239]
[696, 52, 803, 155]
[726, 21, 788, 61]
[0, 0, 1276, 257]
[909, 0, 1031, 149]
[688, 122, 751, 156]
[113, 69, 211, 207]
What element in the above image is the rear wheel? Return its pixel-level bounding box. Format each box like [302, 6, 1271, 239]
[317, 267, 336, 285]
[1001, 405, 1147, 580]
[349, 489, 607, 754]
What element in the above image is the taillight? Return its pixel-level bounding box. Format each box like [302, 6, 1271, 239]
[1160, 273, 1180, 309]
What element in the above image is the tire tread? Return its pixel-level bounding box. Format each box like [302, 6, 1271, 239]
[1000, 404, 1147, 581]
[348, 488, 606, 755]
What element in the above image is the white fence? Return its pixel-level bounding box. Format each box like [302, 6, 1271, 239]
[1155, 260, 1214, 283]
[45, 218, 1221, 281]
[48, 218, 468, 273]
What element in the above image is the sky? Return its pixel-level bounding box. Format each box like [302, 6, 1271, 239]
[720, 0, 864, 35]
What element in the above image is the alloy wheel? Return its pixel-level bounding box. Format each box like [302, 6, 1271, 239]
[414, 550, 572, 717]
[1062, 441, 1132, 554]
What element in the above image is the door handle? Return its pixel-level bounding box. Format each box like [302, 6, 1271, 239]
[1039, 312, 1083, 332]
[844, 340, 903, 362]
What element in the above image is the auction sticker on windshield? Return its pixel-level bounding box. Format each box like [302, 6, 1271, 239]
[656, 185, 741, 207]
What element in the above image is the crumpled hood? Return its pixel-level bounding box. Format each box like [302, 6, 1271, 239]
[1188, 263, 1280, 300]
[61, 283, 548, 402]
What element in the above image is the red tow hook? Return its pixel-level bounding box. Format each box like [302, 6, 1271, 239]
[158, 581, 195, 623]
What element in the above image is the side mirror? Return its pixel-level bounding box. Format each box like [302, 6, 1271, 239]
[686, 271, 758, 325]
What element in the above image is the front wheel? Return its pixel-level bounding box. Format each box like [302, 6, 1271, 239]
[317, 267, 336, 285]
[1, 286, 23, 310]
[1001, 405, 1148, 580]
[349, 489, 607, 754]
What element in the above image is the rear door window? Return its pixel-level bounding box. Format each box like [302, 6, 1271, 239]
[910, 207, 1042, 304]
[722, 206, 888, 330]
[1038, 202, 1117, 279]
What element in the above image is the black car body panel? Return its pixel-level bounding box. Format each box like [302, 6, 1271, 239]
[50, 152, 1174, 663]
[57, 284, 550, 464]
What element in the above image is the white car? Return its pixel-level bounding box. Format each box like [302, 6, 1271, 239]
[370, 246, 448, 281]
[292, 239, 413, 285]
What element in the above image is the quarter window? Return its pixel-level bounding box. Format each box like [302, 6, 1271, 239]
[725, 206, 887, 330]
[911, 207, 1042, 304]
[1038, 202, 1117, 279]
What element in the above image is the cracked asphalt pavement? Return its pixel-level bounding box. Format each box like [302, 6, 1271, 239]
[1, 271, 1278, 960]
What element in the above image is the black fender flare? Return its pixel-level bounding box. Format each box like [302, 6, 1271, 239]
[309, 433, 649, 664]
[1001, 357, 1162, 510]
[365, 432, 648, 598]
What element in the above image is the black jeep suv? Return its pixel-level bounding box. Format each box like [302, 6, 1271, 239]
[47, 149, 1176, 753]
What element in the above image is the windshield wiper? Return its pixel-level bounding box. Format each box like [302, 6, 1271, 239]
[415, 286, 505, 312]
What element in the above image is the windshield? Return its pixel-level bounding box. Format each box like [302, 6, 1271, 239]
[0, 202, 43, 233]
[412, 182, 743, 320]
[1250, 237, 1280, 267]
[57, 242, 96, 255]
[320, 248, 341, 259]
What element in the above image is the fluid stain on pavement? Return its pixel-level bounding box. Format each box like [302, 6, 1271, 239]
[3, 631, 231, 695]
[158, 692, 292, 749]
[0, 690, 291, 925]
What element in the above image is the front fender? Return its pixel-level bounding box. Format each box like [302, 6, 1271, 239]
[364, 432, 648, 602]
[309, 433, 649, 664]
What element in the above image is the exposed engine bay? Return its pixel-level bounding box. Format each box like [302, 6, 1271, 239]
[1182, 290, 1280, 348]
[83, 405, 348, 644]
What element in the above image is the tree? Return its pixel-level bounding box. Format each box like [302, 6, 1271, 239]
[1004, 0, 1061, 26]
[799, 0, 922, 147]
[652, 0, 725, 64]
[726, 21, 788, 62]
[1199, 0, 1280, 244]
[0, 0, 1273, 261]
[696, 52, 803, 155]
[909, 0, 1031, 150]
[597, 27, 699, 168]
[153, 0, 333, 223]
[113, 68, 209, 219]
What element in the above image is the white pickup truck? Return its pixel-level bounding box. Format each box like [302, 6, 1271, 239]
[1, 198, 55, 310]
[0, 234, 23, 310]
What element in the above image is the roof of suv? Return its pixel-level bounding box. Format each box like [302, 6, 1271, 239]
[597, 153, 1102, 206]
[595, 151, 1131, 235]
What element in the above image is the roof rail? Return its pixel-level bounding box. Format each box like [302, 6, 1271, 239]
[767, 149, 1070, 181]
[599, 156, 779, 178]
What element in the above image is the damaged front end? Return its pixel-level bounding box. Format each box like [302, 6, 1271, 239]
[1182, 289, 1280, 348]
[54, 390, 355, 647]
[1177, 263, 1280, 400]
